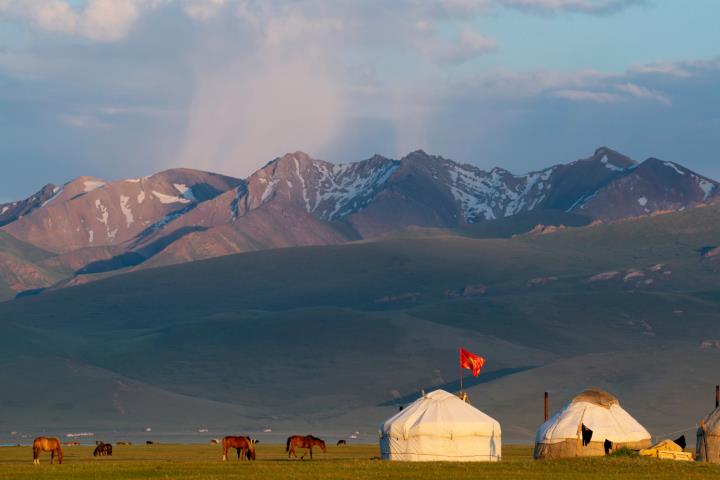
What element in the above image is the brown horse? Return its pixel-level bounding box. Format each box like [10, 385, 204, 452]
[32, 437, 63, 464]
[286, 435, 326, 460]
[222, 436, 257, 461]
[93, 442, 113, 456]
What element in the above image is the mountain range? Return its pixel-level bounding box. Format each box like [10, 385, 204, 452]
[0, 146, 717, 300]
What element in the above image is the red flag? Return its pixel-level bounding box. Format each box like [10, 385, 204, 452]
[460, 348, 485, 377]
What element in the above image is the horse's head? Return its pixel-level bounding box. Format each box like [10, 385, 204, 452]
[246, 437, 257, 460]
[319, 439, 327, 453]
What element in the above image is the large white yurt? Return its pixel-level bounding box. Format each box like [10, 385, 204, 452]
[534, 389, 651, 459]
[379, 389, 501, 462]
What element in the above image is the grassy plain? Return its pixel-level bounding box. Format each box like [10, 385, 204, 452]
[2, 444, 720, 480]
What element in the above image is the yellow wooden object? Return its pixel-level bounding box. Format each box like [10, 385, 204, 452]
[639, 439, 694, 461]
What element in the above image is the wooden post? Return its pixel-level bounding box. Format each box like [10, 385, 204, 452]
[544, 392, 549, 421]
[459, 348, 463, 396]
[715, 385, 719, 408]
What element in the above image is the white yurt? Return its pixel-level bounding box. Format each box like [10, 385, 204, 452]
[379, 389, 501, 462]
[534, 389, 651, 459]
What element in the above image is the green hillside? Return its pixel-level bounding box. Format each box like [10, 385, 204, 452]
[1, 205, 719, 443]
[0, 231, 68, 300]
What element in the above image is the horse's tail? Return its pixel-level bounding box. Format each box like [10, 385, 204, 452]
[286, 437, 291, 452]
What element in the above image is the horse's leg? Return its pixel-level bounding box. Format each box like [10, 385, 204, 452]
[33, 447, 39, 464]
[222, 444, 227, 461]
[309, 446, 313, 460]
[51, 450, 55, 464]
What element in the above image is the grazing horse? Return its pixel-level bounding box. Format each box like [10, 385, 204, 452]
[93, 442, 113, 456]
[32, 437, 63, 464]
[286, 435, 326, 460]
[337, 440, 347, 446]
[222, 436, 257, 461]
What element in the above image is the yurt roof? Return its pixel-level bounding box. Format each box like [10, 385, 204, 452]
[571, 389, 619, 408]
[536, 389, 650, 444]
[701, 406, 720, 433]
[382, 389, 501, 440]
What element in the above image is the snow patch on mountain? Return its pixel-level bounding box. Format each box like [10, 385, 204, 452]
[84, 180, 106, 192]
[664, 162, 686, 175]
[41, 186, 64, 207]
[601, 155, 625, 172]
[173, 184, 197, 202]
[697, 178, 716, 200]
[137, 191, 146, 204]
[95, 200, 109, 226]
[445, 163, 556, 222]
[120, 195, 134, 227]
[293, 157, 311, 212]
[312, 160, 399, 220]
[152, 191, 191, 204]
[261, 179, 279, 202]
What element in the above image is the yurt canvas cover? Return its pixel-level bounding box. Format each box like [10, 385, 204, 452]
[379, 389, 501, 462]
[696, 406, 720, 463]
[534, 389, 651, 459]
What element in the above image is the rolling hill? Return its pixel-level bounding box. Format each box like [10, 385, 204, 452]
[1, 203, 719, 443]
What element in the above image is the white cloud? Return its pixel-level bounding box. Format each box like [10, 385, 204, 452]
[183, 0, 225, 21]
[63, 114, 112, 129]
[0, 0, 153, 41]
[499, 0, 643, 14]
[418, 28, 497, 64]
[615, 82, 671, 105]
[554, 89, 624, 103]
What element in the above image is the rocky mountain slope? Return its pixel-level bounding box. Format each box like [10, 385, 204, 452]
[0, 147, 717, 297]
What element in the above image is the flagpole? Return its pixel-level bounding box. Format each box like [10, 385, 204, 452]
[459, 348, 463, 395]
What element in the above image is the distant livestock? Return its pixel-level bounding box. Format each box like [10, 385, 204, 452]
[337, 440, 347, 446]
[286, 435, 326, 460]
[33, 437, 63, 464]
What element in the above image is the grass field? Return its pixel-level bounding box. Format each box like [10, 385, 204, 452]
[2, 444, 720, 479]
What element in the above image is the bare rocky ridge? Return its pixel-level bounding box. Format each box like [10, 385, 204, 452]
[0, 146, 717, 296]
[0, 183, 59, 227]
[3, 169, 242, 253]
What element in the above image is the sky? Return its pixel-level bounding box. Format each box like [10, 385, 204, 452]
[0, 0, 719, 201]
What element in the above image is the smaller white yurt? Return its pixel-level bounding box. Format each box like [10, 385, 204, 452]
[379, 389, 501, 462]
[534, 389, 651, 459]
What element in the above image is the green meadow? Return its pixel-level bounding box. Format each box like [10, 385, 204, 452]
[2, 444, 720, 479]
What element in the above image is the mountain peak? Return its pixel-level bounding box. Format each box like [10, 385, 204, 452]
[591, 146, 636, 170]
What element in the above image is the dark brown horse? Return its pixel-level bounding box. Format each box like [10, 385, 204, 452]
[33, 437, 63, 464]
[286, 435, 326, 459]
[93, 442, 113, 456]
[222, 436, 257, 461]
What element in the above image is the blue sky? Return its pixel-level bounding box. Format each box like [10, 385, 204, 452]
[0, 0, 719, 201]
